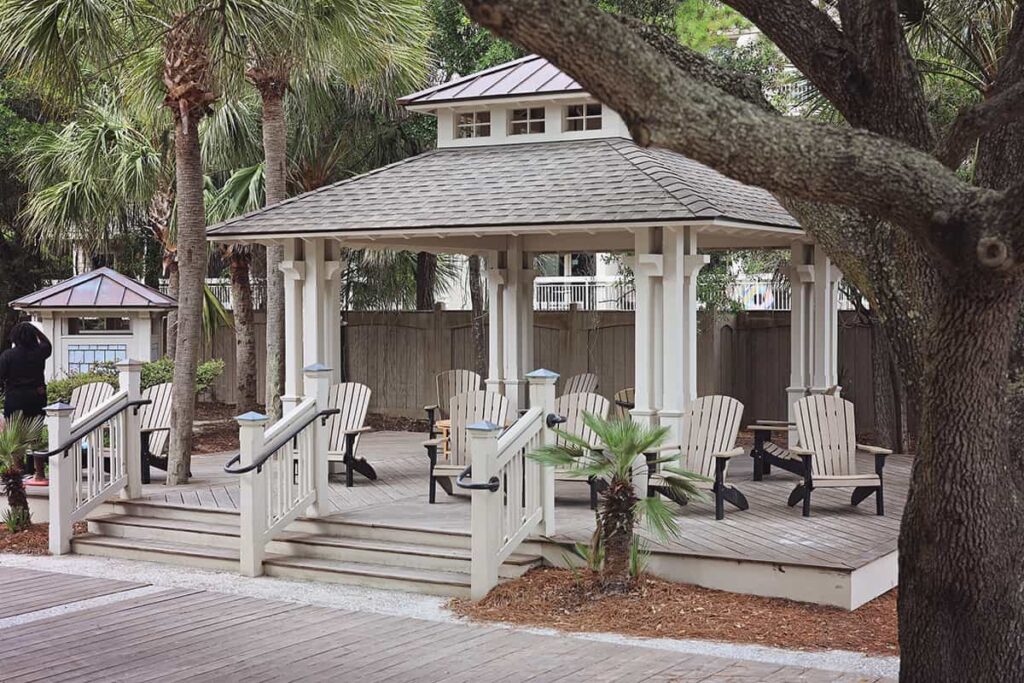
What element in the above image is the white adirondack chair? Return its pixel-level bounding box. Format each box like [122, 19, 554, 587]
[325, 382, 375, 487]
[423, 390, 509, 503]
[552, 391, 611, 509]
[789, 394, 891, 517]
[561, 372, 598, 397]
[612, 387, 635, 420]
[648, 395, 749, 520]
[70, 381, 115, 421]
[425, 369, 482, 436]
[140, 382, 172, 483]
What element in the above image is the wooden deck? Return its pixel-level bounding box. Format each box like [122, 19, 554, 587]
[117, 430, 906, 607]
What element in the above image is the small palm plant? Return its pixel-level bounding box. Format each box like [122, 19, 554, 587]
[530, 413, 707, 591]
[0, 414, 45, 533]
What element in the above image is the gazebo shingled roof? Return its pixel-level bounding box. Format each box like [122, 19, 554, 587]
[11, 267, 177, 311]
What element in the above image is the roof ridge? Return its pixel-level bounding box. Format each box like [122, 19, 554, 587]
[207, 150, 442, 236]
[398, 55, 541, 104]
[606, 139, 722, 215]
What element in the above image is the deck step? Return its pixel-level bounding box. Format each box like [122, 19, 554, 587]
[71, 534, 240, 572]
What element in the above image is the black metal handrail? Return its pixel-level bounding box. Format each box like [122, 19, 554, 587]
[223, 408, 340, 474]
[30, 399, 152, 460]
[455, 464, 500, 492]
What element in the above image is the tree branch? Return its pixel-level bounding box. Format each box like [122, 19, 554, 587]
[938, 81, 1024, 169]
[460, 0, 994, 264]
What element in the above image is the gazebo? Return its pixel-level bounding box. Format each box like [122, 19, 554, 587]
[207, 54, 844, 441]
[11, 267, 176, 380]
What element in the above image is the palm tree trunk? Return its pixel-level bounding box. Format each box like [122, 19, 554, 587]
[416, 252, 437, 310]
[598, 477, 637, 591]
[468, 255, 486, 376]
[261, 88, 287, 420]
[166, 112, 206, 485]
[229, 249, 258, 412]
[166, 260, 179, 360]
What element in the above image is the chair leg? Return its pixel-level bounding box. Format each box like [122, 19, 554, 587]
[644, 451, 657, 498]
[589, 477, 598, 510]
[426, 446, 437, 504]
[800, 454, 813, 517]
[875, 454, 887, 516]
[344, 433, 356, 488]
[876, 483, 885, 516]
[141, 432, 151, 485]
[714, 457, 726, 520]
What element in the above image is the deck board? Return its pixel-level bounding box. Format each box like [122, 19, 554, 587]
[0, 568, 145, 618]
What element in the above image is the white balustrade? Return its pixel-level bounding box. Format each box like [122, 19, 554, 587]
[533, 276, 634, 311]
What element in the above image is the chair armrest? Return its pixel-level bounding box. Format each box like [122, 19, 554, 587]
[344, 426, 372, 435]
[645, 444, 682, 453]
[747, 424, 789, 433]
[756, 419, 792, 426]
[790, 446, 815, 457]
[423, 404, 438, 412]
[857, 443, 893, 456]
[712, 447, 745, 459]
[422, 438, 443, 448]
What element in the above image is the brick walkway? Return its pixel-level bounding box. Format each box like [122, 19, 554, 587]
[0, 567, 892, 682]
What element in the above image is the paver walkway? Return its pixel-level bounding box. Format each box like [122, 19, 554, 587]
[0, 567, 891, 682]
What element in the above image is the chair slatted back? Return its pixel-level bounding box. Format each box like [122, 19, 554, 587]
[326, 383, 372, 453]
[140, 383, 173, 457]
[562, 373, 598, 396]
[679, 395, 744, 479]
[448, 390, 509, 467]
[553, 393, 611, 468]
[612, 387, 635, 420]
[435, 370, 482, 420]
[794, 394, 857, 478]
[70, 381, 115, 422]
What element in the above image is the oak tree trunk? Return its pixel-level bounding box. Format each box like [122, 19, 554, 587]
[166, 113, 206, 486]
[261, 90, 287, 420]
[898, 283, 1024, 682]
[416, 252, 437, 310]
[468, 255, 487, 377]
[165, 261, 180, 361]
[229, 250, 258, 412]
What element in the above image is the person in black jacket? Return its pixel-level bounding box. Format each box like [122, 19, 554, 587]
[0, 322, 52, 478]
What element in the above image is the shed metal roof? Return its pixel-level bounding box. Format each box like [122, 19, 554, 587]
[11, 268, 177, 311]
[398, 55, 584, 107]
[205, 138, 799, 239]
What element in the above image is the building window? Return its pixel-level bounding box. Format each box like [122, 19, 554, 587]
[67, 317, 131, 335]
[509, 107, 545, 135]
[67, 344, 127, 374]
[455, 111, 491, 138]
[564, 103, 602, 131]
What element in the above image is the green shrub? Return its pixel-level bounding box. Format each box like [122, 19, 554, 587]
[47, 373, 117, 404]
[51, 358, 226, 400]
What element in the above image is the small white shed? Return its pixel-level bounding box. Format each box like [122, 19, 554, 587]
[10, 268, 177, 380]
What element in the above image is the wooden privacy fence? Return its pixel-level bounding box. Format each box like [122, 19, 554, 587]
[203, 309, 877, 433]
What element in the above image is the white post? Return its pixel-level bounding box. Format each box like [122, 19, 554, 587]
[527, 368, 558, 536]
[631, 228, 662, 428]
[788, 244, 815, 443]
[502, 241, 524, 410]
[35, 314, 58, 381]
[468, 420, 502, 600]
[519, 262, 536, 399]
[811, 245, 835, 393]
[118, 359, 144, 500]
[485, 258, 505, 394]
[304, 363, 332, 518]
[46, 402, 75, 555]
[323, 244, 344, 384]
[302, 239, 327, 372]
[280, 239, 305, 415]
[237, 411, 269, 577]
[829, 266, 844, 388]
[660, 227, 708, 443]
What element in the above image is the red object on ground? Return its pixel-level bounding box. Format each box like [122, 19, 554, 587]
[24, 477, 49, 487]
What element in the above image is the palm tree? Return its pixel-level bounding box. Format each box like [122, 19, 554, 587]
[0, 0, 291, 484]
[243, 0, 431, 418]
[0, 413, 45, 533]
[529, 414, 706, 590]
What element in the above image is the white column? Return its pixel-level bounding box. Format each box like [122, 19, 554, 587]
[279, 239, 305, 414]
[631, 227, 662, 428]
[34, 313, 58, 381]
[130, 314, 153, 364]
[519, 258, 536, 403]
[829, 266, 844, 388]
[811, 245, 839, 393]
[46, 402, 74, 555]
[118, 359, 143, 500]
[787, 243, 815, 437]
[304, 363, 332, 517]
[527, 368, 558, 536]
[236, 410, 268, 577]
[502, 240, 524, 411]
[323, 242, 344, 384]
[660, 227, 708, 443]
[485, 256, 505, 394]
[301, 238, 327, 370]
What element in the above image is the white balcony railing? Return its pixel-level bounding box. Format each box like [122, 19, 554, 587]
[533, 276, 635, 311]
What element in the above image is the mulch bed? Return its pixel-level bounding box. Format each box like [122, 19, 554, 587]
[366, 413, 429, 433]
[0, 521, 87, 555]
[193, 402, 241, 454]
[451, 567, 898, 656]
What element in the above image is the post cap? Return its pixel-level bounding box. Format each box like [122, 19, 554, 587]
[115, 358, 145, 370]
[235, 411, 269, 425]
[303, 362, 333, 374]
[44, 402, 75, 415]
[466, 420, 502, 433]
[525, 368, 559, 381]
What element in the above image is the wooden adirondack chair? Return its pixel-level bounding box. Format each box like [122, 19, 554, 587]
[612, 387, 635, 420]
[647, 395, 749, 520]
[70, 381, 115, 421]
[552, 391, 611, 509]
[789, 394, 891, 517]
[423, 390, 509, 503]
[140, 382, 172, 484]
[424, 370, 482, 437]
[561, 372, 598, 397]
[325, 382, 376, 487]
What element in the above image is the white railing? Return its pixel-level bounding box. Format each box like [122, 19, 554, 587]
[726, 277, 859, 311]
[48, 361, 144, 555]
[229, 365, 332, 577]
[466, 369, 558, 599]
[533, 276, 635, 311]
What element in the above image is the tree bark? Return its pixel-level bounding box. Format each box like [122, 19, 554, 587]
[166, 112, 206, 486]
[165, 260, 179, 361]
[468, 255, 487, 377]
[416, 252, 437, 310]
[899, 283, 1024, 681]
[260, 89, 287, 420]
[598, 477, 636, 591]
[229, 249, 258, 412]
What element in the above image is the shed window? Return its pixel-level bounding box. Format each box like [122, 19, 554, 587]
[67, 317, 130, 335]
[455, 111, 491, 138]
[564, 103, 602, 131]
[510, 107, 546, 135]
